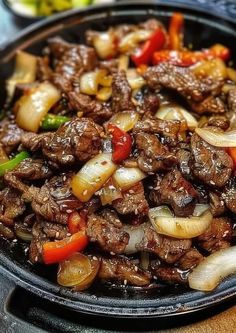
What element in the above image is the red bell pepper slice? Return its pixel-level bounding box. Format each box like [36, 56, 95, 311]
[153, 44, 231, 66]
[43, 231, 88, 265]
[169, 12, 184, 50]
[68, 211, 87, 234]
[108, 123, 132, 164]
[131, 28, 166, 66]
[227, 147, 236, 167]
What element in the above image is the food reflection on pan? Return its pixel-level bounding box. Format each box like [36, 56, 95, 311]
[1, 12, 236, 293]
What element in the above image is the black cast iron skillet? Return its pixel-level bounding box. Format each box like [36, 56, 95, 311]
[0, 0, 236, 320]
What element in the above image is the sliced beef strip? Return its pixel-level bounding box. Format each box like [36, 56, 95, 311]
[0, 187, 25, 226]
[144, 63, 210, 102]
[87, 210, 129, 254]
[0, 120, 23, 154]
[113, 182, 149, 215]
[135, 133, 177, 173]
[196, 217, 233, 253]
[190, 95, 226, 114]
[207, 115, 230, 130]
[209, 191, 226, 217]
[150, 169, 198, 217]
[222, 177, 236, 213]
[152, 266, 187, 284]
[4, 158, 53, 193]
[178, 248, 203, 270]
[29, 219, 68, 263]
[98, 257, 151, 286]
[42, 118, 103, 166]
[37, 56, 53, 81]
[134, 117, 182, 145]
[21, 132, 53, 152]
[68, 92, 112, 124]
[176, 148, 192, 179]
[227, 87, 236, 123]
[29, 174, 82, 225]
[112, 70, 134, 112]
[190, 133, 233, 187]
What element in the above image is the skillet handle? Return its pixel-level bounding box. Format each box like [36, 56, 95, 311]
[0, 275, 45, 333]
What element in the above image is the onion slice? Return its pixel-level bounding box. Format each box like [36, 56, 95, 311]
[99, 179, 122, 205]
[113, 167, 146, 191]
[149, 205, 212, 239]
[107, 111, 140, 132]
[93, 31, 117, 60]
[119, 30, 152, 53]
[195, 127, 236, 147]
[188, 246, 236, 291]
[71, 153, 117, 202]
[15, 82, 60, 132]
[156, 105, 198, 130]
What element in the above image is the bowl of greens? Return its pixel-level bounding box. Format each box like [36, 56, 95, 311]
[2, 0, 100, 20]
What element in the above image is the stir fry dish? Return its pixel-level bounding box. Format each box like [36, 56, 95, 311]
[1, 13, 236, 292]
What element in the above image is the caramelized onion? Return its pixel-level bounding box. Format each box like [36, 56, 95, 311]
[80, 69, 111, 95]
[156, 105, 198, 130]
[192, 58, 227, 80]
[126, 69, 146, 90]
[149, 205, 212, 239]
[71, 153, 117, 202]
[188, 247, 236, 291]
[99, 179, 122, 205]
[16, 82, 60, 132]
[119, 30, 152, 53]
[107, 111, 140, 132]
[195, 127, 236, 147]
[93, 31, 117, 59]
[113, 167, 146, 191]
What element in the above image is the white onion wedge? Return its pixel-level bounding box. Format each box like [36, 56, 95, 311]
[113, 167, 146, 191]
[107, 111, 140, 132]
[118, 55, 129, 71]
[156, 105, 198, 130]
[16, 82, 60, 132]
[96, 87, 112, 101]
[71, 153, 117, 202]
[93, 31, 117, 59]
[119, 30, 152, 53]
[7, 51, 37, 100]
[80, 69, 110, 95]
[188, 247, 236, 291]
[149, 205, 212, 239]
[195, 127, 236, 147]
[99, 180, 122, 205]
[126, 69, 146, 90]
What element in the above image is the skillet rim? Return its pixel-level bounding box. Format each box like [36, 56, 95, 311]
[0, 0, 236, 318]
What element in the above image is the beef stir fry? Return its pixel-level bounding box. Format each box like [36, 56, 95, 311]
[1, 13, 236, 292]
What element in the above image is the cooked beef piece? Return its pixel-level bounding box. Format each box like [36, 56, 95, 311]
[82, 197, 101, 215]
[112, 70, 134, 112]
[0, 120, 23, 154]
[113, 182, 149, 215]
[209, 191, 226, 217]
[68, 93, 112, 124]
[30, 174, 82, 225]
[150, 169, 198, 217]
[134, 117, 182, 145]
[140, 93, 160, 116]
[0, 223, 14, 239]
[227, 87, 236, 125]
[4, 158, 53, 193]
[29, 219, 68, 263]
[191, 133, 233, 187]
[207, 115, 230, 130]
[153, 266, 187, 284]
[144, 63, 210, 102]
[125, 223, 192, 263]
[178, 248, 203, 270]
[42, 118, 103, 166]
[135, 133, 176, 173]
[222, 177, 236, 213]
[21, 132, 53, 152]
[197, 217, 233, 253]
[0, 187, 25, 225]
[98, 257, 151, 286]
[176, 148, 192, 178]
[191, 96, 226, 114]
[87, 210, 129, 253]
[37, 56, 53, 81]
[48, 37, 97, 85]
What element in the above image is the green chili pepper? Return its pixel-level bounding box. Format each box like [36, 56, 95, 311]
[41, 114, 70, 130]
[0, 151, 30, 177]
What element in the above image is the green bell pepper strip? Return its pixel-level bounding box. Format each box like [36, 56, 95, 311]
[41, 114, 70, 130]
[0, 151, 30, 177]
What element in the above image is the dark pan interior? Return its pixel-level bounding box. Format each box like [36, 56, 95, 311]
[0, 1, 236, 317]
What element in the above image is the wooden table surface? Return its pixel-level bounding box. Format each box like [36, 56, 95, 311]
[0, 1, 236, 332]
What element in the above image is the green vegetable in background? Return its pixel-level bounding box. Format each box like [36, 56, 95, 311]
[41, 114, 70, 130]
[0, 151, 30, 177]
